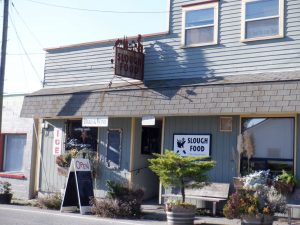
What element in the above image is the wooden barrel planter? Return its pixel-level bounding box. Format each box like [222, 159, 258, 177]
[166, 204, 196, 225]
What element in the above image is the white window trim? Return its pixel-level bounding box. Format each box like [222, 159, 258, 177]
[181, 2, 219, 48]
[241, 0, 285, 42]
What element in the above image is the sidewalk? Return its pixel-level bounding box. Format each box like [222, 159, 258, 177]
[141, 203, 300, 225]
[10, 199, 300, 225]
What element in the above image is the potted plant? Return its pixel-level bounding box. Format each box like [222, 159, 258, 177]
[274, 170, 297, 194]
[0, 181, 13, 204]
[56, 149, 78, 176]
[224, 170, 286, 225]
[148, 150, 216, 225]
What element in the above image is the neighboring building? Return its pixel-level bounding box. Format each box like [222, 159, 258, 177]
[0, 94, 37, 199]
[21, 0, 300, 207]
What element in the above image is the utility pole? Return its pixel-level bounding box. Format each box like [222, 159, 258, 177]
[0, 0, 9, 134]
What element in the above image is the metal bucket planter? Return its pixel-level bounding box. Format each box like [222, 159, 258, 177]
[0, 193, 12, 204]
[166, 204, 196, 225]
[241, 215, 273, 225]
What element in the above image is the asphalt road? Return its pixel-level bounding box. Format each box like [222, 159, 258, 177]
[0, 205, 166, 225]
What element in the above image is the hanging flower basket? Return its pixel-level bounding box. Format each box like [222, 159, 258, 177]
[57, 166, 69, 177]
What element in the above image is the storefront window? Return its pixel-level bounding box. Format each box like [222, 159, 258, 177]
[107, 129, 122, 168]
[240, 117, 294, 175]
[65, 120, 98, 151]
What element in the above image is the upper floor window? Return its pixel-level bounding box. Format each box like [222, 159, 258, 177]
[182, 2, 219, 47]
[241, 0, 284, 41]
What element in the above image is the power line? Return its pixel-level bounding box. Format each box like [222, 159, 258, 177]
[8, 13, 44, 84]
[20, 0, 169, 14]
[11, 1, 44, 49]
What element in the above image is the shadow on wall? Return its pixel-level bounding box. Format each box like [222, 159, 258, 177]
[143, 36, 224, 100]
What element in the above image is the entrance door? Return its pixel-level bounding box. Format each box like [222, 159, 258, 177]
[131, 119, 162, 201]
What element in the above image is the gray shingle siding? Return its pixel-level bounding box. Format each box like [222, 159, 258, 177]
[43, 0, 300, 88]
[21, 77, 300, 118]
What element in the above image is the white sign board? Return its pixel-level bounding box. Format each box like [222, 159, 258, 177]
[61, 158, 94, 215]
[82, 117, 108, 127]
[53, 128, 63, 155]
[173, 134, 211, 157]
[142, 115, 155, 126]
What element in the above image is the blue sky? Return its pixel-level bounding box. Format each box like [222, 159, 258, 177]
[2, 0, 168, 94]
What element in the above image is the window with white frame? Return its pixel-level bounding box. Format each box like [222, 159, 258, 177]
[3, 134, 26, 172]
[182, 2, 219, 47]
[241, 0, 284, 41]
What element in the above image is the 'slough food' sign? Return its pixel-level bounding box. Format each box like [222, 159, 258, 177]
[173, 134, 211, 157]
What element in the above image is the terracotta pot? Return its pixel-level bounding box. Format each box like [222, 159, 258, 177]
[166, 204, 196, 225]
[0, 193, 12, 204]
[274, 181, 295, 194]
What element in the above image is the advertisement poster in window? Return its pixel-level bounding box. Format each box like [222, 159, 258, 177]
[173, 134, 211, 157]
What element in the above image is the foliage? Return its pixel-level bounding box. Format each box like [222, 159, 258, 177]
[275, 170, 297, 185]
[148, 150, 216, 203]
[37, 193, 62, 210]
[0, 181, 12, 194]
[56, 148, 99, 177]
[55, 149, 78, 167]
[90, 181, 144, 219]
[165, 199, 196, 212]
[224, 170, 286, 219]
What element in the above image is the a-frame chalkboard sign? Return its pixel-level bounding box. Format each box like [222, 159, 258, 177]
[60, 158, 94, 214]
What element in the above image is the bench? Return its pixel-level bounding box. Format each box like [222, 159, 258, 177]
[162, 182, 230, 216]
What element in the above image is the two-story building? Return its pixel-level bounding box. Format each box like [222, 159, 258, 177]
[21, 0, 300, 204]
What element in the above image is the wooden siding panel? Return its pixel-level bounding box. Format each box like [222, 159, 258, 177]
[44, 0, 300, 87]
[163, 116, 239, 183]
[39, 120, 66, 193]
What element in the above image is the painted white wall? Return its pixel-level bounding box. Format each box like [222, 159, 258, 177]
[1, 95, 35, 199]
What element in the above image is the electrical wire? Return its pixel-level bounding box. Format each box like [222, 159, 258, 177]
[11, 1, 44, 49]
[8, 13, 44, 84]
[20, 0, 169, 14]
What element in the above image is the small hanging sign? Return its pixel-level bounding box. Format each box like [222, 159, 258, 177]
[142, 115, 155, 126]
[82, 117, 108, 127]
[60, 158, 94, 215]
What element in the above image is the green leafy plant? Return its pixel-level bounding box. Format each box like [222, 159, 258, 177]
[148, 150, 216, 203]
[276, 170, 297, 185]
[274, 170, 297, 194]
[0, 181, 12, 194]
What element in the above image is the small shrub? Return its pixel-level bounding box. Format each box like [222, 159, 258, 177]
[0, 181, 12, 194]
[90, 181, 144, 219]
[37, 193, 62, 210]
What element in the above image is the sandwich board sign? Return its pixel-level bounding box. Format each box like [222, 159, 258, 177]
[60, 158, 94, 214]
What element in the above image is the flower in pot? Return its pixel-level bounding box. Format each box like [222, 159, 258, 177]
[0, 181, 13, 204]
[224, 170, 286, 225]
[56, 149, 78, 176]
[274, 170, 297, 195]
[149, 150, 216, 225]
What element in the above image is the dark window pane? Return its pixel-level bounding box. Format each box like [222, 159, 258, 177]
[107, 129, 121, 166]
[246, 0, 278, 20]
